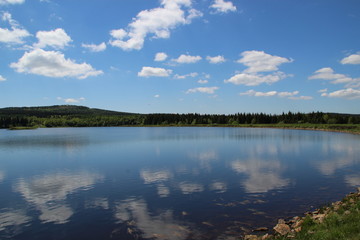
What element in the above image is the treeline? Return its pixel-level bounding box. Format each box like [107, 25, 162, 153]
[1, 110, 359, 129]
[143, 112, 360, 125]
[0, 115, 143, 128]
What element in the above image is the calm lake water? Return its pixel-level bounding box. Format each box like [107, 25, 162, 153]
[0, 127, 359, 240]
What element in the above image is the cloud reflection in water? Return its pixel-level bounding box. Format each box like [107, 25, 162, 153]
[179, 182, 204, 194]
[345, 175, 360, 187]
[315, 144, 360, 176]
[0, 209, 31, 231]
[140, 169, 172, 198]
[209, 181, 227, 193]
[189, 150, 218, 172]
[115, 198, 190, 240]
[140, 169, 172, 184]
[231, 159, 290, 193]
[14, 171, 103, 224]
[0, 171, 4, 183]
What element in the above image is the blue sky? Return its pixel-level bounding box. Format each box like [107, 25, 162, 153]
[1, 0, 360, 114]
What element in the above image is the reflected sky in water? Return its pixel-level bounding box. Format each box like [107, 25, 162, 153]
[0, 127, 359, 240]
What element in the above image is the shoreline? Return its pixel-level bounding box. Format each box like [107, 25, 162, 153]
[243, 188, 360, 239]
[4, 124, 360, 135]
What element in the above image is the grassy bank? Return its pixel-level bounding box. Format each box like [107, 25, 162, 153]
[137, 123, 360, 135]
[245, 188, 360, 240]
[8, 126, 39, 130]
[4, 123, 360, 135]
[235, 123, 360, 135]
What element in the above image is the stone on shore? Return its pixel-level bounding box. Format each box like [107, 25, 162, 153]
[273, 223, 291, 236]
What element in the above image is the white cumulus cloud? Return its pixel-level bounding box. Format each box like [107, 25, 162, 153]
[224, 72, 288, 86]
[0, 0, 24, 5]
[109, 0, 202, 51]
[154, 52, 168, 61]
[0, 12, 30, 44]
[206, 55, 226, 64]
[308, 67, 354, 84]
[0, 75, 6, 81]
[341, 53, 360, 65]
[172, 54, 202, 64]
[186, 86, 219, 94]
[238, 50, 292, 73]
[138, 66, 172, 77]
[210, 0, 236, 13]
[321, 88, 360, 100]
[34, 28, 72, 49]
[10, 48, 103, 79]
[82, 42, 106, 52]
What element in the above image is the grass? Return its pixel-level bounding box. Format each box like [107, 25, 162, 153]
[4, 123, 360, 135]
[8, 126, 38, 130]
[275, 192, 360, 240]
[234, 123, 360, 134]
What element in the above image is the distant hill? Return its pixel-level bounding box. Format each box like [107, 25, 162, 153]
[0, 105, 359, 129]
[0, 105, 137, 117]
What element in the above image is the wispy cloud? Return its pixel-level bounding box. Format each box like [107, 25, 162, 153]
[197, 79, 208, 84]
[57, 97, 86, 103]
[186, 86, 219, 94]
[0, 0, 24, 5]
[174, 72, 198, 79]
[240, 89, 312, 100]
[0, 12, 30, 44]
[225, 72, 289, 86]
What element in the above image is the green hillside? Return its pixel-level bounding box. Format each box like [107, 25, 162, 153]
[0, 105, 136, 117]
[0, 105, 359, 132]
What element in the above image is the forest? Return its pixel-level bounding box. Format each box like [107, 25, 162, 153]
[0, 105, 359, 129]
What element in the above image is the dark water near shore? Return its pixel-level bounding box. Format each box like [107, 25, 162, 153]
[0, 127, 359, 240]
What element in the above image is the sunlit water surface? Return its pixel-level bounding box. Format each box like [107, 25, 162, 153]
[0, 127, 359, 240]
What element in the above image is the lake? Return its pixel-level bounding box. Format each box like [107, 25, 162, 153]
[0, 127, 359, 240]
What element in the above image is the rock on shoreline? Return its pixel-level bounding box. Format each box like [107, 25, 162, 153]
[244, 187, 360, 240]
